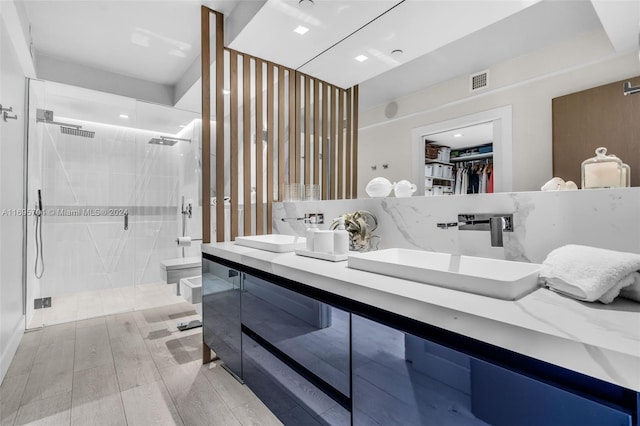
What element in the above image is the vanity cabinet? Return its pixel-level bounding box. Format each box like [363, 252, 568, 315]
[203, 253, 638, 426]
[201, 258, 243, 380]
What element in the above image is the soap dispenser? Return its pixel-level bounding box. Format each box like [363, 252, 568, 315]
[333, 217, 349, 255]
[305, 216, 318, 251]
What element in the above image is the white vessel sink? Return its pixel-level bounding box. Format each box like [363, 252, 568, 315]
[234, 234, 306, 253]
[348, 248, 541, 300]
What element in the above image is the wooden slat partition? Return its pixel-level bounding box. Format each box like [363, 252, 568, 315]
[266, 64, 275, 233]
[278, 67, 285, 201]
[288, 70, 295, 185]
[255, 58, 264, 235]
[338, 89, 344, 199]
[230, 50, 239, 240]
[294, 72, 301, 184]
[202, 7, 361, 242]
[313, 79, 320, 186]
[322, 83, 329, 199]
[201, 7, 211, 243]
[345, 88, 352, 199]
[352, 85, 359, 197]
[329, 86, 337, 199]
[243, 55, 251, 235]
[304, 76, 311, 185]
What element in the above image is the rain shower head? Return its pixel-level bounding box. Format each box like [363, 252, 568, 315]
[36, 109, 95, 138]
[61, 126, 95, 138]
[148, 136, 191, 146]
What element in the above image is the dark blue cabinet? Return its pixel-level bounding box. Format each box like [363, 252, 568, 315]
[202, 258, 242, 380]
[202, 254, 638, 426]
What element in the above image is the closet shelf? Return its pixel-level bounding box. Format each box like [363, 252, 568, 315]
[425, 176, 455, 182]
[425, 159, 453, 166]
[450, 152, 493, 162]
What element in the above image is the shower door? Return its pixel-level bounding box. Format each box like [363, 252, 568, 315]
[26, 80, 138, 328]
[25, 80, 201, 329]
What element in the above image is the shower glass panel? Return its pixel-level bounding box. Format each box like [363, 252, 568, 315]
[25, 80, 201, 329]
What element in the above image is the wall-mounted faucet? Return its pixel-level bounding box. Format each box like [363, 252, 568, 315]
[281, 213, 324, 224]
[437, 213, 513, 247]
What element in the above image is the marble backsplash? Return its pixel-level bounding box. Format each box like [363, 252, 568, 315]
[272, 188, 640, 264]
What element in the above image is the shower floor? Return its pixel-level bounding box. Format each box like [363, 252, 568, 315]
[28, 282, 185, 329]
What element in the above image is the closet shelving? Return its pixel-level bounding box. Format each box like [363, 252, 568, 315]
[425, 143, 454, 195]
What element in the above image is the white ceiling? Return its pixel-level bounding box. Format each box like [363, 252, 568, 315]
[425, 121, 493, 150]
[18, 0, 640, 119]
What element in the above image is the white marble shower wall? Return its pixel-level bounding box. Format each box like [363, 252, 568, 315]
[273, 188, 640, 263]
[37, 118, 200, 296]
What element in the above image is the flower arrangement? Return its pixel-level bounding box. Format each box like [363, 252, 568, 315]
[330, 210, 380, 252]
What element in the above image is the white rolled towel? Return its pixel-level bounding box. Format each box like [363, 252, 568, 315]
[540, 245, 640, 304]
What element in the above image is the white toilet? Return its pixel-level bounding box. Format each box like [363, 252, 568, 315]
[160, 256, 202, 286]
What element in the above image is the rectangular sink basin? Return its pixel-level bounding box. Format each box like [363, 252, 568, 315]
[234, 234, 306, 253]
[348, 248, 541, 300]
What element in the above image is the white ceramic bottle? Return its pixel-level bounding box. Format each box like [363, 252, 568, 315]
[333, 217, 349, 255]
[305, 217, 318, 251]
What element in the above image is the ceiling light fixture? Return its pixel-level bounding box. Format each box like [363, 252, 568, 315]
[355, 55, 368, 62]
[298, 0, 314, 7]
[119, 114, 129, 119]
[391, 49, 403, 56]
[453, 133, 463, 138]
[293, 25, 309, 35]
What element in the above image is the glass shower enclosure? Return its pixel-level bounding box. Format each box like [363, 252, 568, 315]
[25, 80, 201, 329]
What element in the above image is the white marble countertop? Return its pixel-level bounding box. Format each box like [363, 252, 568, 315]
[202, 242, 640, 392]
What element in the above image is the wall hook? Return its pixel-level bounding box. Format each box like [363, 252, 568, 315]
[3, 111, 18, 122]
[382, 163, 389, 169]
[371, 165, 377, 170]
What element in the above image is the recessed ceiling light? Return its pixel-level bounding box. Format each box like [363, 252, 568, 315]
[453, 133, 463, 138]
[391, 49, 403, 56]
[119, 114, 129, 119]
[293, 25, 309, 35]
[355, 55, 368, 62]
[298, 0, 314, 7]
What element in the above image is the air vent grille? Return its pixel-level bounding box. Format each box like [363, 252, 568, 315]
[470, 70, 489, 92]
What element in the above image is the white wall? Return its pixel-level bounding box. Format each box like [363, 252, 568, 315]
[0, 11, 27, 383]
[358, 29, 640, 195]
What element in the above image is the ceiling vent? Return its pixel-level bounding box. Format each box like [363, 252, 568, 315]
[470, 70, 489, 92]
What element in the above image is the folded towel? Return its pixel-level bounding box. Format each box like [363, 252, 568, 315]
[620, 272, 640, 302]
[540, 245, 640, 303]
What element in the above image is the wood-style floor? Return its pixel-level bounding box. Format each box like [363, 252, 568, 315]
[0, 302, 282, 426]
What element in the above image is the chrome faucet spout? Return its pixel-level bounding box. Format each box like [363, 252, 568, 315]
[489, 216, 505, 247]
[451, 213, 513, 247]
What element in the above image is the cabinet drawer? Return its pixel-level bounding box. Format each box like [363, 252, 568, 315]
[242, 274, 351, 397]
[242, 332, 350, 426]
[471, 359, 632, 426]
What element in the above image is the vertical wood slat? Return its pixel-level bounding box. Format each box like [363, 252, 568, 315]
[345, 88, 352, 199]
[304, 76, 311, 185]
[201, 7, 211, 243]
[322, 83, 329, 199]
[266, 64, 275, 233]
[352, 84, 359, 198]
[289, 70, 298, 183]
[215, 12, 224, 241]
[313, 79, 320, 187]
[289, 71, 302, 183]
[338, 89, 344, 199]
[243, 55, 251, 235]
[278, 67, 285, 199]
[255, 58, 264, 235]
[329, 86, 337, 199]
[230, 50, 239, 240]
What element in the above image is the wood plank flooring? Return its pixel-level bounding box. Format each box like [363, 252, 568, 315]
[1, 302, 282, 426]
